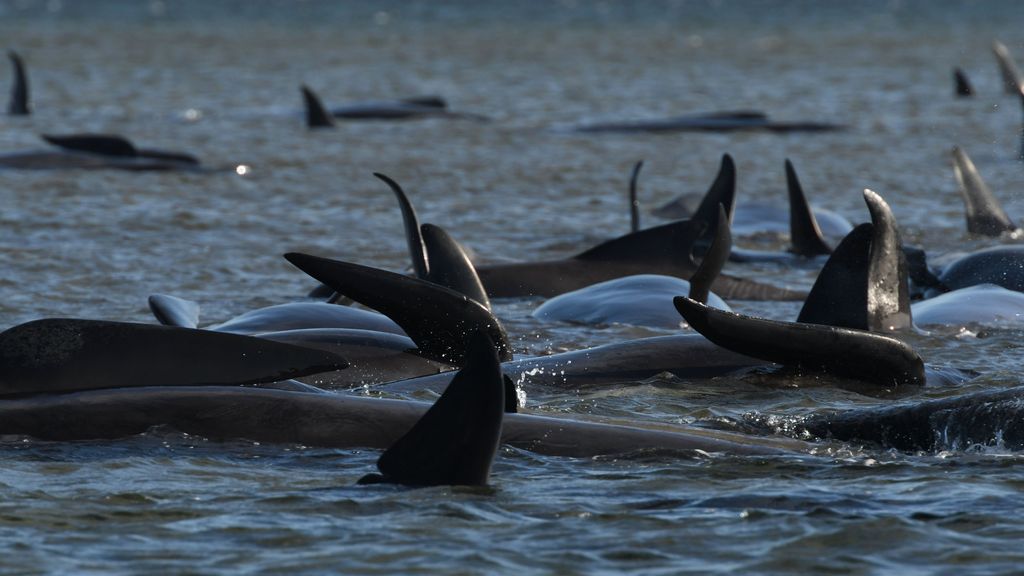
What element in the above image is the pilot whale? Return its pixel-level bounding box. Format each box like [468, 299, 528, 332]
[571, 109, 845, 133]
[7, 50, 28, 115]
[301, 84, 488, 128]
[0, 134, 206, 171]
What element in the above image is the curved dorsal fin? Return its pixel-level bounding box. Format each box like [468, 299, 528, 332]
[629, 160, 643, 233]
[147, 294, 201, 328]
[951, 146, 1017, 236]
[785, 159, 832, 256]
[953, 67, 973, 97]
[7, 50, 28, 115]
[421, 223, 491, 311]
[283, 252, 510, 364]
[42, 134, 137, 157]
[993, 40, 1022, 94]
[375, 172, 429, 279]
[359, 330, 504, 486]
[690, 154, 737, 233]
[797, 223, 872, 328]
[689, 204, 730, 304]
[300, 84, 336, 128]
[863, 189, 912, 331]
[673, 297, 925, 388]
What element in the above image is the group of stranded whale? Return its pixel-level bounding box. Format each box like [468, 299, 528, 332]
[5, 43, 1024, 488]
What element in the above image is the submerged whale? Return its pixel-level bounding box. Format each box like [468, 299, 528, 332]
[571, 110, 845, 133]
[0, 134, 206, 171]
[301, 84, 488, 128]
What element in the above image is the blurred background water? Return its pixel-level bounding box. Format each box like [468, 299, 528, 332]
[1, 0, 1024, 573]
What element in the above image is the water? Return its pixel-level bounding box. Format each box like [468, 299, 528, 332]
[2, 0, 1024, 572]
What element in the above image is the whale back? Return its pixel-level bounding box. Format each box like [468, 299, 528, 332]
[148, 294, 201, 329]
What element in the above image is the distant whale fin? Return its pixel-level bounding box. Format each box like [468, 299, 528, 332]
[400, 95, 448, 109]
[953, 67, 974, 97]
[689, 204, 730, 304]
[673, 297, 925, 388]
[0, 319, 349, 397]
[951, 146, 1017, 236]
[797, 223, 872, 328]
[283, 252, 511, 364]
[629, 160, 643, 233]
[7, 50, 28, 115]
[300, 84, 336, 128]
[148, 294, 201, 328]
[785, 159, 832, 256]
[359, 330, 504, 486]
[421, 223, 492, 310]
[993, 40, 1023, 94]
[375, 172, 429, 279]
[42, 133, 138, 157]
[573, 218, 704, 268]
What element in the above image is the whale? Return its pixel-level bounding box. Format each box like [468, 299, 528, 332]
[7, 50, 28, 115]
[953, 67, 974, 97]
[571, 109, 845, 133]
[0, 134, 205, 171]
[300, 84, 488, 128]
[950, 146, 1019, 237]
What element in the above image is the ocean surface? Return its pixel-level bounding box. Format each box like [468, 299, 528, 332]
[2, 0, 1024, 573]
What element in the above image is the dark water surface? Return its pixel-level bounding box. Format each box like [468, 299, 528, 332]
[2, 0, 1024, 573]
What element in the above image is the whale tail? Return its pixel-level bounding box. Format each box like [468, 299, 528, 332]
[359, 330, 505, 487]
[953, 67, 974, 97]
[7, 50, 28, 115]
[785, 159, 832, 257]
[951, 146, 1017, 236]
[300, 84, 336, 128]
[148, 294, 201, 328]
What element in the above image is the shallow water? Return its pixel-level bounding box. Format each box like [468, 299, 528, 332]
[2, 0, 1024, 572]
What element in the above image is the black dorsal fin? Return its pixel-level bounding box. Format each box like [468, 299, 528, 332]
[797, 223, 872, 328]
[629, 161, 643, 233]
[147, 294, 201, 329]
[573, 218, 704, 267]
[0, 319, 348, 397]
[785, 159, 832, 256]
[7, 50, 28, 115]
[863, 189, 912, 331]
[993, 40, 1023, 94]
[283, 252, 510, 364]
[359, 330, 504, 486]
[954, 67, 973, 97]
[690, 154, 737, 236]
[42, 134, 137, 157]
[689, 204, 730, 304]
[673, 297, 925, 388]
[951, 146, 1017, 236]
[421, 223, 491, 311]
[300, 84, 336, 128]
[375, 172, 429, 279]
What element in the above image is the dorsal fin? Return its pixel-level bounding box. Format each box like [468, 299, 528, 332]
[993, 40, 1022, 94]
[797, 223, 872, 328]
[0, 319, 348, 397]
[951, 146, 1017, 236]
[421, 223, 491, 310]
[300, 84, 336, 128]
[689, 204, 730, 304]
[401, 95, 448, 108]
[863, 189, 912, 331]
[42, 134, 137, 157]
[690, 154, 737, 234]
[359, 330, 504, 486]
[147, 294, 201, 328]
[953, 67, 973, 97]
[375, 172, 428, 279]
[785, 159, 832, 256]
[673, 297, 925, 388]
[573, 218, 704, 267]
[7, 50, 28, 115]
[629, 161, 643, 233]
[283, 252, 510, 364]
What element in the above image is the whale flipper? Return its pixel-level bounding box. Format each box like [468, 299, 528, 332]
[301, 84, 336, 129]
[421, 223, 491, 310]
[7, 50, 28, 115]
[629, 161, 643, 233]
[688, 205, 731, 304]
[359, 331, 504, 486]
[376, 172, 428, 279]
[785, 159, 832, 257]
[0, 319, 349, 397]
[284, 252, 510, 364]
[673, 297, 925, 388]
[42, 134, 138, 157]
[993, 40, 1023, 94]
[952, 146, 1017, 236]
[953, 67, 973, 97]
[148, 294, 201, 328]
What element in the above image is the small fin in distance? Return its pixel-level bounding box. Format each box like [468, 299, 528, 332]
[283, 252, 511, 364]
[862, 189, 912, 331]
[573, 218, 705, 268]
[785, 159, 832, 256]
[8, 50, 28, 115]
[629, 160, 643, 233]
[301, 84, 336, 128]
[358, 330, 504, 486]
[147, 294, 201, 328]
[796, 223, 872, 328]
[0, 319, 349, 397]
[954, 67, 974, 97]
[688, 204, 730, 304]
[375, 172, 429, 279]
[951, 146, 1017, 236]
[42, 133, 137, 157]
[421, 223, 491, 310]
[993, 40, 1023, 94]
[673, 297, 925, 388]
